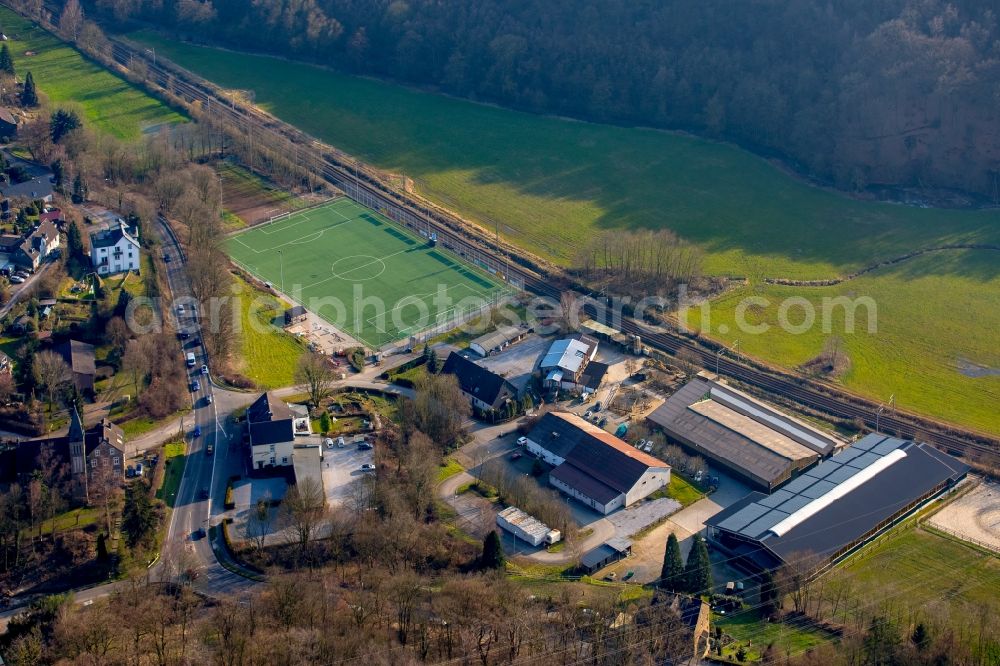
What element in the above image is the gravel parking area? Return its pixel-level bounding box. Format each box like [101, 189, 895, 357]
[607, 497, 681, 537]
[320, 442, 374, 507]
[927, 479, 1000, 553]
[478, 334, 547, 391]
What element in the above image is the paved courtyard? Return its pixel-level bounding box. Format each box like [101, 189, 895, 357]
[477, 334, 547, 391]
[320, 441, 375, 507]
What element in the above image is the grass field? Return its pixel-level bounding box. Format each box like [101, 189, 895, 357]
[218, 162, 311, 229]
[835, 526, 1000, 659]
[129, 32, 1000, 432]
[233, 276, 304, 388]
[687, 250, 1000, 433]
[0, 8, 183, 139]
[227, 198, 509, 348]
[155, 441, 186, 508]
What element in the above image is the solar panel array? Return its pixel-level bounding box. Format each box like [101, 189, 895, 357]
[713, 434, 909, 540]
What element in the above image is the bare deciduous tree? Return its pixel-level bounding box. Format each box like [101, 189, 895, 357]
[279, 477, 327, 554]
[33, 350, 72, 413]
[295, 351, 336, 407]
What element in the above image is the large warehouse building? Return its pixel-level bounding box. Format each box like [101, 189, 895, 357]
[646, 374, 841, 490]
[525, 412, 670, 514]
[705, 434, 969, 572]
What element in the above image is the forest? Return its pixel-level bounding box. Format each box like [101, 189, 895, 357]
[73, 0, 1000, 199]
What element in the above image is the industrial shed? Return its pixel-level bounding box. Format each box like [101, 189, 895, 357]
[646, 374, 841, 491]
[705, 434, 969, 572]
[470, 325, 528, 356]
[496, 506, 561, 547]
[579, 538, 632, 574]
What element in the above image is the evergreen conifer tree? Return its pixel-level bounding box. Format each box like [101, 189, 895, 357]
[683, 534, 713, 596]
[660, 531, 685, 591]
[481, 530, 506, 570]
[20, 71, 37, 107]
[0, 44, 15, 75]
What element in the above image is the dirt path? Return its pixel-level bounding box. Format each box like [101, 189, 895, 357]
[764, 243, 1000, 286]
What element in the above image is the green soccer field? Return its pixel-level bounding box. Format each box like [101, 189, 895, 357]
[226, 198, 509, 348]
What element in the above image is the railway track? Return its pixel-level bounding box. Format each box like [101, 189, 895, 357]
[103, 39, 999, 464]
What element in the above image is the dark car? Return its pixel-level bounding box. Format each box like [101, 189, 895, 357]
[163, 253, 171, 262]
[357, 441, 373, 450]
[192, 528, 206, 540]
[193, 425, 202, 437]
[510, 452, 523, 461]
[598, 417, 608, 427]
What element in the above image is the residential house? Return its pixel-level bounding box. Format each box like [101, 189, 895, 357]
[0, 107, 17, 138]
[0, 175, 53, 203]
[525, 412, 671, 514]
[55, 339, 96, 393]
[90, 219, 140, 276]
[2, 219, 60, 270]
[246, 392, 311, 470]
[539, 334, 599, 390]
[441, 352, 518, 414]
[15, 409, 125, 503]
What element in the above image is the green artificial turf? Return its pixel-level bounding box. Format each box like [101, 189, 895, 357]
[227, 198, 509, 347]
[0, 8, 183, 139]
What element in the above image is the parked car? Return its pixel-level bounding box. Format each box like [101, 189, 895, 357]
[9, 276, 24, 284]
[598, 417, 608, 427]
[357, 441, 373, 450]
[510, 452, 523, 461]
[694, 470, 704, 482]
[135, 462, 144, 477]
[604, 572, 617, 581]
[176, 304, 184, 314]
[516, 436, 528, 446]
[643, 441, 654, 452]
[205, 395, 213, 405]
[191, 380, 201, 392]
[125, 465, 135, 478]
[201, 364, 209, 375]
[193, 425, 202, 437]
[336, 436, 346, 448]
[583, 410, 593, 420]
[360, 463, 376, 472]
[593, 401, 602, 412]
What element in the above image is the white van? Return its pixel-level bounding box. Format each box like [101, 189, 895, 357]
[186, 352, 196, 367]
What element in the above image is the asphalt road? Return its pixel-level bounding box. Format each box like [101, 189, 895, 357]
[151, 215, 260, 597]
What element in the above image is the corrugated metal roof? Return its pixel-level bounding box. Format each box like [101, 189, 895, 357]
[471, 325, 525, 352]
[707, 435, 970, 563]
[540, 338, 591, 373]
[688, 399, 817, 461]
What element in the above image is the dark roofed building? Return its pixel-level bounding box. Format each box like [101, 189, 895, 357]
[705, 434, 969, 572]
[577, 361, 609, 392]
[15, 410, 125, 503]
[579, 537, 632, 573]
[284, 305, 307, 326]
[55, 339, 96, 393]
[441, 352, 518, 413]
[247, 391, 298, 469]
[0, 175, 53, 202]
[525, 412, 671, 514]
[0, 107, 16, 137]
[647, 374, 842, 491]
